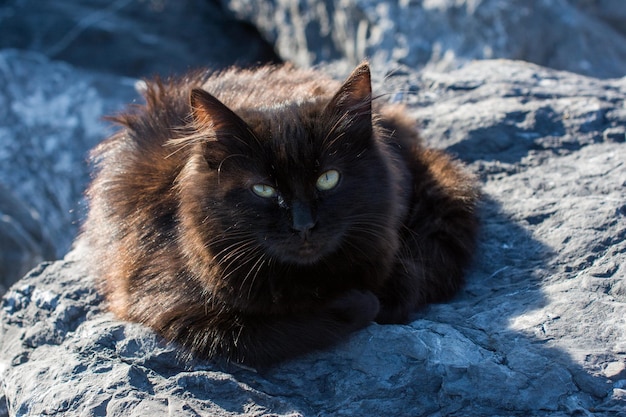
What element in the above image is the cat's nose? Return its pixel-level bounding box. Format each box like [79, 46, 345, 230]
[291, 201, 317, 239]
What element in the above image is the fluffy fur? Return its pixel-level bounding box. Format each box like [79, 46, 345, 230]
[81, 62, 479, 367]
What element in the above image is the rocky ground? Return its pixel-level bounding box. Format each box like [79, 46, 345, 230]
[1, 1, 625, 416]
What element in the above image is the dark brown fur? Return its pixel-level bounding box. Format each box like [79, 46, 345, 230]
[81, 62, 479, 367]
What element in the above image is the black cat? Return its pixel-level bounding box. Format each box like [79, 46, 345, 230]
[81, 62, 479, 367]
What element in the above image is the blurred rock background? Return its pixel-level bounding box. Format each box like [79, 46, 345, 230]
[223, 0, 626, 78]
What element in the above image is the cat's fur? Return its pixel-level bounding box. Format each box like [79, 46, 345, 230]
[81, 62, 479, 367]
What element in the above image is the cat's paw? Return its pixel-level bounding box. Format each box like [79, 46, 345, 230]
[329, 290, 380, 328]
[375, 303, 410, 325]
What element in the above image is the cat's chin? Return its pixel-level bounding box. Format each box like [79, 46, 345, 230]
[269, 240, 334, 266]
[291, 245, 325, 265]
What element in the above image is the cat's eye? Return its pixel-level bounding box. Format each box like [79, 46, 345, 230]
[316, 169, 340, 191]
[252, 184, 277, 198]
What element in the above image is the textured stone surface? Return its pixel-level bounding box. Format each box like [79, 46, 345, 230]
[0, 49, 136, 292]
[1, 58, 625, 416]
[0, 0, 277, 77]
[0, 183, 54, 297]
[570, 0, 626, 36]
[221, 0, 626, 78]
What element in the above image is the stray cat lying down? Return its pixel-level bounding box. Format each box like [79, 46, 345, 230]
[81, 62, 479, 367]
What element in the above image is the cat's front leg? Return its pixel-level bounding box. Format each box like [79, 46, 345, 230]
[374, 257, 439, 324]
[326, 288, 381, 327]
[159, 289, 380, 368]
[374, 266, 418, 325]
[231, 289, 380, 366]
[374, 243, 467, 324]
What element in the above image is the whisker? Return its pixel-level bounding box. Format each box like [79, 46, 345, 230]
[346, 227, 390, 242]
[241, 251, 269, 300]
[219, 251, 258, 281]
[339, 239, 372, 261]
[215, 240, 259, 267]
[207, 235, 255, 257]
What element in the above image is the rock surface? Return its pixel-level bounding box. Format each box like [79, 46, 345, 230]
[0, 0, 277, 77]
[570, 0, 626, 36]
[0, 183, 55, 297]
[1, 58, 625, 416]
[221, 0, 626, 78]
[0, 49, 136, 292]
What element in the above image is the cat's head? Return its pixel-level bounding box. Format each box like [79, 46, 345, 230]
[179, 63, 398, 267]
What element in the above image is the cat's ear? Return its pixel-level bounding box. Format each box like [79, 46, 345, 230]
[323, 62, 373, 139]
[190, 88, 255, 147]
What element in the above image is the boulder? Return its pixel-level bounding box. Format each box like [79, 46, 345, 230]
[221, 0, 626, 79]
[0, 0, 277, 77]
[0, 183, 54, 296]
[1, 58, 625, 416]
[0, 49, 136, 292]
[570, 0, 626, 37]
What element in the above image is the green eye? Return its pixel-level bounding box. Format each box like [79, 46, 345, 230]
[252, 184, 277, 198]
[316, 169, 340, 191]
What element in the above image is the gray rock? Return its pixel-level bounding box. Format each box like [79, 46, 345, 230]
[0, 49, 136, 291]
[221, 0, 626, 79]
[1, 59, 625, 416]
[570, 0, 626, 37]
[0, 0, 278, 77]
[0, 183, 54, 295]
